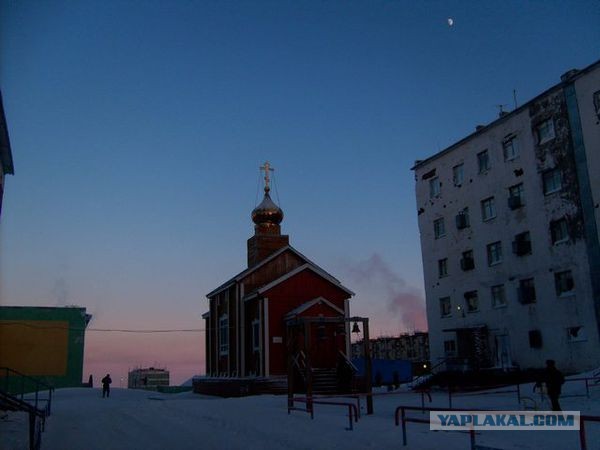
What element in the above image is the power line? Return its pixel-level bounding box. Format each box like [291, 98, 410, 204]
[0, 322, 205, 333]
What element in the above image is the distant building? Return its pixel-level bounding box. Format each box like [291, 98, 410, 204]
[128, 367, 170, 389]
[351, 332, 429, 363]
[0, 90, 15, 217]
[0, 306, 91, 388]
[413, 59, 600, 373]
[199, 163, 355, 395]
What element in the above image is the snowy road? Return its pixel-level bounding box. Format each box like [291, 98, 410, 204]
[31, 385, 600, 450]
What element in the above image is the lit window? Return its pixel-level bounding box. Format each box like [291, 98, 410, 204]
[440, 297, 452, 317]
[550, 218, 569, 244]
[487, 241, 503, 266]
[429, 177, 441, 198]
[219, 314, 229, 355]
[543, 168, 562, 195]
[536, 119, 555, 144]
[518, 278, 536, 304]
[567, 326, 586, 342]
[508, 183, 524, 209]
[555, 270, 574, 296]
[503, 136, 519, 161]
[477, 150, 490, 173]
[491, 285, 507, 308]
[453, 163, 464, 186]
[434, 218, 446, 239]
[438, 258, 448, 278]
[464, 291, 479, 312]
[481, 197, 496, 221]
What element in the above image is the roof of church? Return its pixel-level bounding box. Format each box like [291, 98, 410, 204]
[205, 245, 352, 298]
[0, 91, 14, 176]
[283, 296, 345, 319]
[242, 263, 354, 299]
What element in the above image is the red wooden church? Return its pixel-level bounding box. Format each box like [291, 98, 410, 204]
[198, 163, 359, 396]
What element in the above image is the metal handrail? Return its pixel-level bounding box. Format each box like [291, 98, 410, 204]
[292, 396, 359, 430]
[0, 367, 54, 416]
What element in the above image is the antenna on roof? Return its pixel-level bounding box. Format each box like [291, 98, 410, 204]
[513, 89, 518, 109]
[495, 104, 509, 117]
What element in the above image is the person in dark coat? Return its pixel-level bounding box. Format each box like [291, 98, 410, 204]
[101, 374, 112, 398]
[544, 360, 565, 411]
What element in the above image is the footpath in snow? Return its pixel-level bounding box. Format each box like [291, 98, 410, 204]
[2, 378, 600, 450]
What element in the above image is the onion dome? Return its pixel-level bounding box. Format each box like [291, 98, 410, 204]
[252, 189, 283, 225]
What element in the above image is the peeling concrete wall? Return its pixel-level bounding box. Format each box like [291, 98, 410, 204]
[414, 66, 600, 374]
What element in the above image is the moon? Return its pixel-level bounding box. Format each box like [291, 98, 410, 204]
[447, 18, 454, 26]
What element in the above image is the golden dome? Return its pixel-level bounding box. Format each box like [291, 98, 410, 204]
[252, 191, 283, 225]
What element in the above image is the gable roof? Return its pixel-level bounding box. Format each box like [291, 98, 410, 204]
[283, 296, 345, 319]
[206, 245, 348, 298]
[0, 91, 14, 176]
[243, 263, 354, 300]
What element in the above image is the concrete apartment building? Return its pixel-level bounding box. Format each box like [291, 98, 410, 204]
[413, 60, 600, 374]
[128, 367, 170, 389]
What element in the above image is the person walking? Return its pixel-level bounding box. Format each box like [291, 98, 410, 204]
[544, 360, 565, 411]
[101, 374, 112, 398]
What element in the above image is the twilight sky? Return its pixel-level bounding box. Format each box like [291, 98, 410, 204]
[1, 1, 598, 385]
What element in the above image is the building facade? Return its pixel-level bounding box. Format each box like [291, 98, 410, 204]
[202, 164, 354, 383]
[0, 306, 91, 388]
[413, 60, 600, 374]
[351, 332, 429, 364]
[128, 367, 170, 389]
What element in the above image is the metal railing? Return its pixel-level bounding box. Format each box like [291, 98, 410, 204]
[395, 405, 600, 450]
[0, 366, 54, 416]
[289, 396, 359, 430]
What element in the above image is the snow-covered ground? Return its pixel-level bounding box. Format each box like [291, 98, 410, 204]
[2, 378, 600, 450]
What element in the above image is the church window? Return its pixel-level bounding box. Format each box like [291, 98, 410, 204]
[252, 319, 260, 351]
[219, 314, 229, 355]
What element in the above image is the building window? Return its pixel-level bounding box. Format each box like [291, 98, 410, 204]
[455, 207, 470, 230]
[481, 197, 496, 222]
[440, 297, 452, 318]
[444, 340, 456, 356]
[508, 183, 524, 209]
[555, 270, 575, 296]
[543, 168, 562, 195]
[438, 258, 448, 278]
[434, 218, 446, 239]
[491, 284, 507, 308]
[487, 241, 503, 266]
[536, 119, 555, 144]
[550, 218, 569, 244]
[503, 135, 519, 161]
[219, 314, 229, 355]
[529, 330, 543, 349]
[460, 250, 474, 271]
[429, 177, 441, 198]
[477, 150, 490, 173]
[453, 163, 464, 186]
[567, 326, 586, 342]
[518, 278, 536, 304]
[512, 231, 532, 256]
[464, 291, 479, 312]
[252, 319, 260, 351]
